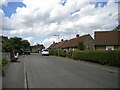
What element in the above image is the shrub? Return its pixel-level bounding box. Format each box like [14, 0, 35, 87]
[71, 50, 120, 67]
[49, 49, 120, 67]
[66, 50, 73, 58]
[59, 50, 66, 57]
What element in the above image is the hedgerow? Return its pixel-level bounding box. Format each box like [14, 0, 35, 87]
[49, 49, 120, 67]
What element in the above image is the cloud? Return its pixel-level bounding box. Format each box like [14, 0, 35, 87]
[1, 0, 118, 48]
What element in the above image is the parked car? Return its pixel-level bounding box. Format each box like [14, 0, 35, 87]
[42, 49, 49, 56]
[24, 49, 30, 55]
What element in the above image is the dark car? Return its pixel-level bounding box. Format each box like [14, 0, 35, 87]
[24, 49, 30, 55]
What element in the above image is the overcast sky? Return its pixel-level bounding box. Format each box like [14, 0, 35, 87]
[0, 0, 119, 48]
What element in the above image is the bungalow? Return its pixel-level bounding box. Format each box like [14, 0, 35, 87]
[48, 42, 58, 49]
[94, 31, 120, 50]
[51, 40, 68, 49]
[48, 34, 94, 50]
[31, 44, 45, 53]
[61, 34, 94, 50]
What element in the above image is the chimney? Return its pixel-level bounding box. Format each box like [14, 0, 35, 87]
[53, 41, 55, 44]
[76, 34, 79, 37]
[61, 39, 64, 41]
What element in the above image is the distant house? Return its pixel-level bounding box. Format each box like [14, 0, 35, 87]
[0, 36, 8, 43]
[51, 40, 68, 49]
[48, 34, 94, 50]
[94, 31, 120, 50]
[31, 44, 45, 53]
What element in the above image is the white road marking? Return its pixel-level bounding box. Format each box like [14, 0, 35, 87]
[23, 55, 27, 89]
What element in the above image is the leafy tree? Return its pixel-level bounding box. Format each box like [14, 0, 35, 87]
[21, 40, 30, 48]
[2, 40, 13, 52]
[2, 37, 30, 54]
[77, 41, 85, 50]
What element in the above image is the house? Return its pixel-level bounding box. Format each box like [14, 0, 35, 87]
[48, 34, 94, 50]
[61, 34, 94, 50]
[51, 39, 68, 49]
[31, 44, 45, 53]
[0, 36, 8, 43]
[94, 31, 120, 50]
[48, 42, 58, 49]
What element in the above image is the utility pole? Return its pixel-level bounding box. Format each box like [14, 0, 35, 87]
[54, 34, 59, 42]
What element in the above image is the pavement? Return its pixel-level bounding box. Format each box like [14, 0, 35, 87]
[2, 53, 119, 88]
[2, 56, 25, 88]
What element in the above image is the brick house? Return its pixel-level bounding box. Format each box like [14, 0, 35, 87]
[48, 34, 94, 50]
[31, 44, 45, 53]
[61, 34, 94, 50]
[94, 31, 120, 50]
[50, 40, 68, 49]
[48, 42, 58, 49]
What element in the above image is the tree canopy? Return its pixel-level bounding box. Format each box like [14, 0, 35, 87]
[77, 41, 85, 50]
[2, 37, 30, 53]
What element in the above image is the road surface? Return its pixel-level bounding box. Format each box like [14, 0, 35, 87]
[3, 53, 118, 88]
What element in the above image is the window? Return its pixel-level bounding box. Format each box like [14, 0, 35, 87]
[106, 46, 114, 50]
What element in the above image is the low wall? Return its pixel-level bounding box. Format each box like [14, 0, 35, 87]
[2, 52, 11, 61]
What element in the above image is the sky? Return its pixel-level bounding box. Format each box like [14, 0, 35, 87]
[0, 0, 119, 48]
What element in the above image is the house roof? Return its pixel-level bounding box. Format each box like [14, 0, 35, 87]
[0, 36, 8, 43]
[52, 40, 68, 49]
[48, 42, 58, 49]
[32, 44, 45, 49]
[94, 31, 120, 45]
[48, 34, 92, 49]
[61, 34, 91, 48]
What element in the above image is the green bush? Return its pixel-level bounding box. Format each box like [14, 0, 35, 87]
[49, 49, 120, 67]
[59, 50, 67, 57]
[66, 50, 73, 58]
[71, 50, 120, 67]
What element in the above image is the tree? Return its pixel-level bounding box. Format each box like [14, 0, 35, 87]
[77, 41, 85, 50]
[21, 40, 30, 48]
[2, 40, 13, 52]
[2, 37, 30, 54]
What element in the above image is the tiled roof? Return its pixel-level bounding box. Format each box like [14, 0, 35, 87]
[94, 31, 120, 45]
[53, 40, 68, 49]
[32, 44, 44, 49]
[61, 34, 90, 48]
[48, 43, 58, 49]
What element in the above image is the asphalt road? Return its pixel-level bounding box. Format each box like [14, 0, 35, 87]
[3, 53, 118, 88]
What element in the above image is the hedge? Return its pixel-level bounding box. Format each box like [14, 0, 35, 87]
[49, 49, 120, 67]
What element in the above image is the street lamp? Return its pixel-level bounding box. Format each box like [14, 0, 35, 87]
[54, 34, 59, 42]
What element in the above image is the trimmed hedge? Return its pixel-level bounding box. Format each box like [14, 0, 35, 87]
[49, 49, 120, 67]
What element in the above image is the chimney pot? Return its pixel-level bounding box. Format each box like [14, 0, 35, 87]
[76, 34, 79, 37]
[61, 39, 64, 41]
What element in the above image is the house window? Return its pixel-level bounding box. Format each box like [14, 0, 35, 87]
[106, 46, 114, 50]
[118, 46, 120, 50]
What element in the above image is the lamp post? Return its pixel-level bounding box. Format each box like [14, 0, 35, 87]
[54, 34, 60, 56]
[54, 34, 59, 42]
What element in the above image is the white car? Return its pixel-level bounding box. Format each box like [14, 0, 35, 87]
[42, 49, 49, 56]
